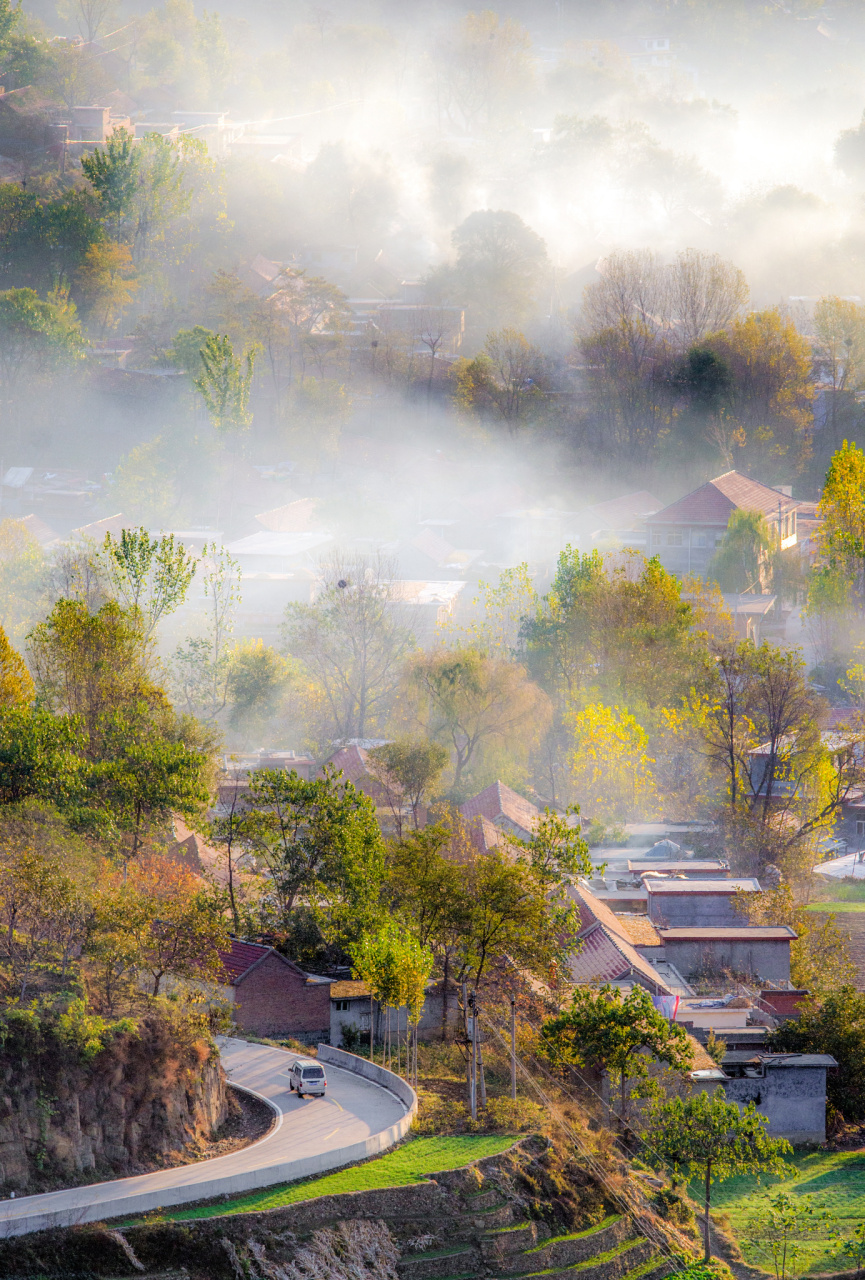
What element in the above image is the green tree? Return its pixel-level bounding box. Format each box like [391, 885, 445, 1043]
[167, 324, 215, 379]
[101, 528, 197, 640]
[0, 518, 45, 640]
[226, 640, 291, 742]
[709, 508, 775, 593]
[744, 1190, 836, 1280]
[0, 707, 85, 808]
[384, 823, 469, 1040]
[366, 738, 449, 834]
[172, 543, 240, 724]
[27, 599, 156, 759]
[194, 333, 257, 435]
[239, 768, 386, 950]
[646, 1089, 792, 1262]
[80, 128, 139, 234]
[813, 297, 865, 451]
[767, 985, 865, 1122]
[541, 985, 694, 1128]
[0, 287, 84, 398]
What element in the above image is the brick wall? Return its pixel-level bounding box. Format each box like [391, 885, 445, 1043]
[233, 955, 331, 1040]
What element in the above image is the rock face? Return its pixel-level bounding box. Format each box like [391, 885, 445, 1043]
[0, 1014, 228, 1191]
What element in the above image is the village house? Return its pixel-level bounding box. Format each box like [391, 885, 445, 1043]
[644, 877, 761, 927]
[645, 925, 796, 984]
[330, 978, 458, 1047]
[460, 781, 544, 846]
[218, 939, 331, 1042]
[717, 1051, 837, 1144]
[645, 471, 800, 579]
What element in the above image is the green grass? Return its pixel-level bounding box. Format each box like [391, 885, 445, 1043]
[131, 1134, 518, 1223]
[805, 901, 865, 912]
[696, 1149, 865, 1274]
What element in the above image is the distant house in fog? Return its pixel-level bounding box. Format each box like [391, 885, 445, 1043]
[645, 472, 800, 578]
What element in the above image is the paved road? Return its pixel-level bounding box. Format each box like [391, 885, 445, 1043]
[0, 1037, 411, 1238]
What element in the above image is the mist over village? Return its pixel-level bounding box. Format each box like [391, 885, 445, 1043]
[4, 1, 865, 1277]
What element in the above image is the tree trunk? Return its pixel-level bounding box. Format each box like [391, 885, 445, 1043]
[441, 952, 450, 1043]
[703, 1159, 712, 1263]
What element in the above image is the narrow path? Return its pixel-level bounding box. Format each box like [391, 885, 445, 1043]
[0, 1037, 411, 1239]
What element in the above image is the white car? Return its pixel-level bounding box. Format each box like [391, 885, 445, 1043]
[289, 1058, 327, 1098]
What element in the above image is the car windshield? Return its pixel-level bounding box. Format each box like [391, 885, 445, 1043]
[303, 1067, 325, 1079]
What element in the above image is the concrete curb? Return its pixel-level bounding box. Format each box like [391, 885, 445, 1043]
[0, 1042, 415, 1239]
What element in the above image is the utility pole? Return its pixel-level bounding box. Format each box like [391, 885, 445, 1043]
[476, 996, 487, 1108]
[510, 996, 517, 1100]
[469, 989, 477, 1122]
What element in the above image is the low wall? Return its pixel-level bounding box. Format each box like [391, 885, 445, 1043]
[0, 1046, 416, 1239]
[318, 1045, 417, 1115]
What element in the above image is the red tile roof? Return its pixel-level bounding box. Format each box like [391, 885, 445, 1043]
[217, 938, 329, 986]
[219, 939, 273, 982]
[646, 472, 800, 527]
[566, 923, 673, 993]
[460, 781, 540, 835]
[566, 883, 673, 994]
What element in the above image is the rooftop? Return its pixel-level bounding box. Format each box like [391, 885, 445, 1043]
[644, 878, 761, 894]
[330, 980, 371, 999]
[628, 860, 727, 874]
[658, 926, 797, 940]
[646, 472, 800, 527]
[460, 781, 541, 834]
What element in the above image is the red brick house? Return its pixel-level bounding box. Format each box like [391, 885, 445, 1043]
[218, 939, 332, 1043]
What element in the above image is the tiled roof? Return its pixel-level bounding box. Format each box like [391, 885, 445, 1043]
[460, 781, 540, 833]
[219, 939, 273, 982]
[646, 472, 799, 527]
[566, 923, 674, 995]
[469, 814, 503, 853]
[324, 744, 370, 786]
[217, 939, 329, 985]
[566, 882, 673, 994]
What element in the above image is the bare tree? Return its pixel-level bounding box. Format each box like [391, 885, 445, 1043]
[668, 249, 749, 350]
[414, 307, 458, 393]
[284, 552, 417, 744]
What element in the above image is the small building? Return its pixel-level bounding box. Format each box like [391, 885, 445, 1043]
[650, 926, 796, 983]
[721, 1051, 837, 1144]
[645, 472, 800, 579]
[330, 978, 458, 1047]
[218, 939, 331, 1043]
[645, 878, 761, 927]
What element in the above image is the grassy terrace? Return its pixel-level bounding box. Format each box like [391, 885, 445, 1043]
[130, 1134, 518, 1224]
[704, 1149, 865, 1274]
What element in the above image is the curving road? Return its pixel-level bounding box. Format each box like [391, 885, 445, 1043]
[0, 1038, 414, 1239]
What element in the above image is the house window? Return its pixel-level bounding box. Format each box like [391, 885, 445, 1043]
[359, 1014, 371, 1030]
[693, 533, 707, 548]
[715, 533, 726, 547]
[666, 532, 683, 547]
[652, 530, 662, 545]
[856, 821, 865, 837]
[334, 999, 351, 1011]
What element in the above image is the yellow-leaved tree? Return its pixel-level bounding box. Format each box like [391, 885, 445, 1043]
[567, 702, 656, 823]
[0, 624, 34, 706]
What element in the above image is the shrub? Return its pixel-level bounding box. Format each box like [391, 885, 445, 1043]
[413, 1090, 470, 1135]
[652, 1186, 696, 1229]
[482, 1095, 547, 1133]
